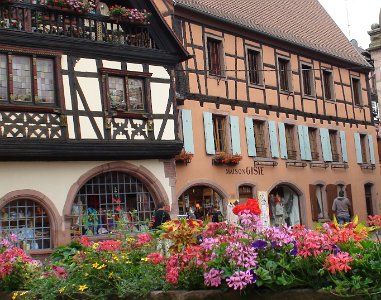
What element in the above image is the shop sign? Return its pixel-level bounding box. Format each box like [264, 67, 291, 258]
[258, 191, 270, 227]
[225, 166, 264, 175]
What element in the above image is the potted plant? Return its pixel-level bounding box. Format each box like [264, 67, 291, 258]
[212, 152, 242, 165]
[175, 150, 193, 165]
[109, 5, 151, 24]
[46, 0, 95, 14]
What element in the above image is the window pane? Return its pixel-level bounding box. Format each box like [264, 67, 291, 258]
[213, 115, 226, 152]
[12, 56, 32, 102]
[208, 39, 222, 76]
[108, 76, 126, 110]
[248, 50, 260, 84]
[0, 54, 7, 101]
[128, 78, 144, 111]
[36, 58, 55, 104]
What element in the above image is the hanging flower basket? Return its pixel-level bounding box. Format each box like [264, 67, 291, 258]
[212, 152, 242, 166]
[109, 5, 151, 24]
[175, 150, 193, 165]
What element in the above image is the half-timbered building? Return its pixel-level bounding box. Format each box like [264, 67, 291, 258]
[0, 0, 189, 251]
[160, 0, 381, 226]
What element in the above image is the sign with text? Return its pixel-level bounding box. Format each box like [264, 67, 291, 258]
[258, 191, 270, 227]
[225, 166, 264, 176]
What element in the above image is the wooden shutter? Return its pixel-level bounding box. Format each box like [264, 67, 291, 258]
[309, 184, 319, 222]
[278, 122, 288, 159]
[345, 184, 354, 216]
[203, 112, 215, 155]
[303, 126, 312, 160]
[320, 128, 332, 162]
[245, 117, 256, 157]
[181, 109, 195, 154]
[268, 121, 279, 158]
[354, 133, 363, 164]
[230, 115, 241, 155]
[339, 131, 348, 162]
[326, 184, 337, 220]
[368, 134, 376, 165]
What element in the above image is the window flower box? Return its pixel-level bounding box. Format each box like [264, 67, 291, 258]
[175, 150, 193, 165]
[212, 152, 242, 166]
[109, 5, 151, 25]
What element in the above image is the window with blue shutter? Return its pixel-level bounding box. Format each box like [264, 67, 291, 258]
[278, 122, 288, 159]
[245, 117, 256, 157]
[339, 131, 348, 163]
[298, 125, 306, 160]
[268, 121, 279, 158]
[320, 128, 332, 162]
[303, 126, 312, 161]
[203, 112, 215, 155]
[181, 109, 195, 154]
[354, 133, 363, 164]
[368, 134, 375, 165]
[230, 116, 241, 155]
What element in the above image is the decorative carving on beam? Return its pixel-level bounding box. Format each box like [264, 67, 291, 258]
[111, 118, 148, 140]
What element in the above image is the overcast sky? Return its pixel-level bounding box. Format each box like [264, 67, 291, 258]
[318, 0, 380, 49]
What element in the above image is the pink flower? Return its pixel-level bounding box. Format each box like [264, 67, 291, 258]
[96, 240, 122, 251]
[324, 252, 353, 274]
[226, 270, 254, 290]
[147, 252, 165, 264]
[136, 233, 152, 246]
[204, 268, 223, 287]
[79, 236, 92, 247]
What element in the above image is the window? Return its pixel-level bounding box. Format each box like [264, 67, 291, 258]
[285, 124, 296, 159]
[278, 58, 291, 92]
[360, 134, 368, 163]
[0, 199, 51, 250]
[351, 77, 362, 106]
[212, 115, 227, 153]
[322, 70, 334, 100]
[308, 128, 319, 160]
[247, 49, 262, 85]
[239, 185, 253, 203]
[301, 64, 314, 96]
[0, 54, 56, 105]
[71, 171, 155, 238]
[253, 120, 267, 157]
[207, 37, 224, 76]
[329, 130, 339, 162]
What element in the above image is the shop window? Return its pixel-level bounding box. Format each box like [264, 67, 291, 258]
[0, 53, 56, 105]
[308, 128, 319, 160]
[207, 37, 224, 77]
[301, 64, 314, 96]
[0, 199, 51, 250]
[351, 77, 362, 106]
[239, 185, 253, 203]
[285, 124, 296, 160]
[322, 70, 334, 100]
[278, 57, 291, 92]
[70, 171, 155, 237]
[213, 114, 227, 153]
[247, 49, 262, 85]
[329, 130, 339, 162]
[253, 120, 267, 157]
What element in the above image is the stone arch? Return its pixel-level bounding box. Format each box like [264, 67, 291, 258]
[176, 179, 229, 201]
[0, 189, 62, 248]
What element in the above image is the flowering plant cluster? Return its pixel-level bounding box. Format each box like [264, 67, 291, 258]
[109, 5, 151, 24]
[46, 0, 95, 14]
[175, 150, 194, 164]
[212, 152, 243, 165]
[232, 198, 261, 216]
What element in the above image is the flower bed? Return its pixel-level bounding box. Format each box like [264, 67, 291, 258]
[1, 209, 381, 299]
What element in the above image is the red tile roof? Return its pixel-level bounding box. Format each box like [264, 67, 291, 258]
[174, 0, 370, 67]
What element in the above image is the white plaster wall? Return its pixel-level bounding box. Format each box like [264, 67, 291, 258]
[151, 82, 170, 114]
[149, 65, 170, 79]
[75, 58, 97, 72]
[77, 77, 103, 111]
[0, 160, 172, 215]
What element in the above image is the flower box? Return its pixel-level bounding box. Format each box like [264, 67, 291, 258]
[175, 150, 193, 165]
[212, 152, 242, 165]
[109, 5, 151, 25]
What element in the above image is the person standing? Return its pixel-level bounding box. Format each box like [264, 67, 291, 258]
[332, 191, 351, 224]
[151, 201, 171, 230]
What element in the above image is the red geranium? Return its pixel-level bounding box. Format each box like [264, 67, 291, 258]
[232, 199, 261, 216]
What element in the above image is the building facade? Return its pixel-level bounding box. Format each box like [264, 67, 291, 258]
[0, 0, 188, 251]
[164, 0, 380, 227]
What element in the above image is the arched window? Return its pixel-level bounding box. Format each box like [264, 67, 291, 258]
[238, 185, 254, 203]
[70, 171, 155, 237]
[0, 199, 51, 250]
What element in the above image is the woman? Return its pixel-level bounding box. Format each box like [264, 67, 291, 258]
[151, 201, 171, 230]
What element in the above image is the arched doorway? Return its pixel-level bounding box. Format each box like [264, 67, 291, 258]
[364, 183, 374, 216]
[70, 171, 155, 237]
[178, 185, 224, 220]
[0, 198, 51, 250]
[268, 184, 301, 227]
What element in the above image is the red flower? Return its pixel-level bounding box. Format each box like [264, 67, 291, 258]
[232, 199, 261, 216]
[147, 252, 165, 264]
[324, 252, 353, 274]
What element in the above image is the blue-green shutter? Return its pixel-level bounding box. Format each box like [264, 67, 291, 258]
[203, 112, 215, 155]
[354, 133, 362, 164]
[320, 128, 332, 162]
[230, 116, 241, 155]
[303, 126, 312, 161]
[268, 121, 279, 158]
[298, 125, 306, 160]
[368, 134, 375, 165]
[245, 117, 256, 157]
[339, 131, 348, 163]
[181, 109, 194, 154]
[278, 122, 288, 159]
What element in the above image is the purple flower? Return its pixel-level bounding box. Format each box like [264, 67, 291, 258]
[271, 241, 277, 248]
[249, 269, 257, 283]
[332, 245, 341, 255]
[252, 239, 267, 250]
[290, 241, 297, 256]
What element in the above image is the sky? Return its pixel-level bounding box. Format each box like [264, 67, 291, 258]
[318, 0, 380, 49]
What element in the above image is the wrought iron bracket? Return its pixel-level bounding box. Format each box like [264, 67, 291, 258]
[309, 162, 330, 169]
[254, 159, 278, 167]
[286, 161, 307, 168]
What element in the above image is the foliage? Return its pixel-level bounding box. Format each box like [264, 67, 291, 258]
[50, 240, 83, 264]
[109, 5, 151, 24]
[46, 0, 95, 13]
[213, 152, 243, 164]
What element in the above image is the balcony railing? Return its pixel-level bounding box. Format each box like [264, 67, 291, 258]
[0, 2, 156, 49]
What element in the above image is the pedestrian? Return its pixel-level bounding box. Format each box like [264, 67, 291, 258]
[332, 190, 351, 224]
[210, 206, 223, 222]
[150, 201, 171, 230]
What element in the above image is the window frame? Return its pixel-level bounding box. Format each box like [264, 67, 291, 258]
[308, 127, 320, 161]
[238, 185, 254, 202]
[360, 134, 369, 163]
[329, 130, 340, 162]
[351, 76, 362, 106]
[253, 119, 267, 158]
[205, 35, 226, 78]
[322, 69, 335, 101]
[212, 114, 228, 153]
[285, 124, 297, 160]
[0, 48, 63, 111]
[99, 68, 152, 116]
[301, 63, 315, 97]
[277, 56, 292, 92]
[245, 46, 264, 87]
